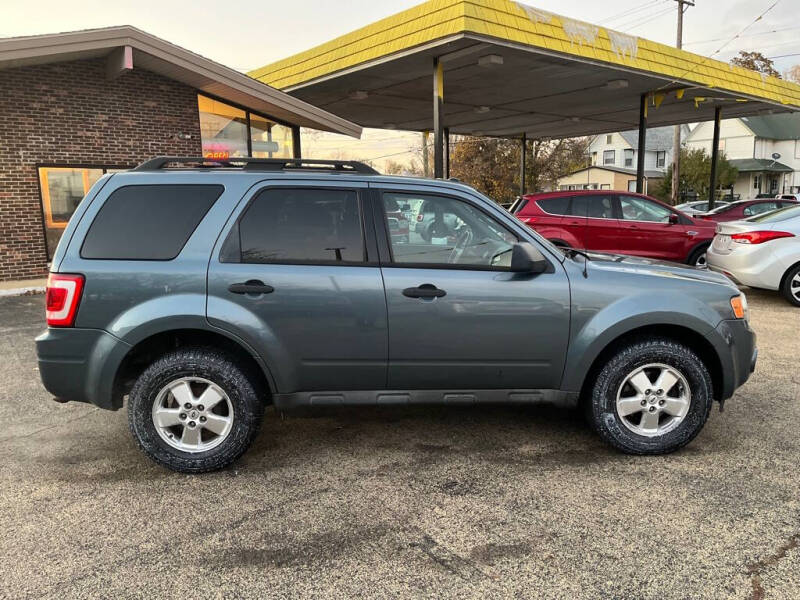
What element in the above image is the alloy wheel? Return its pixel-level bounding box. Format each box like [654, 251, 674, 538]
[615, 363, 691, 437]
[151, 377, 234, 453]
[792, 273, 800, 302]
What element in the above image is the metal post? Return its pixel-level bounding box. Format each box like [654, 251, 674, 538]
[433, 57, 444, 179]
[671, 0, 693, 204]
[708, 106, 722, 209]
[636, 93, 647, 194]
[445, 128, 450, 178]
[520, 133, 527, 196]
[292, 126, 301, 159]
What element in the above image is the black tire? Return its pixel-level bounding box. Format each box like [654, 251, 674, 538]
[127, 347, 264, 473]
[586, 338, 713, 455]
[780, 263, 800, 307]
[688, 244, 709, 267]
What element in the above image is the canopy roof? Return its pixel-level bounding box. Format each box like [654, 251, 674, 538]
[250, 0, 800, 139]
[729, 158, 793, 173]
[0, 26, 361, 137]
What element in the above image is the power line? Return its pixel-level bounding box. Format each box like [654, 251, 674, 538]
[684, 25, 800, 46]
[601, 0, 667, 26]
[619, 6, 676, 31]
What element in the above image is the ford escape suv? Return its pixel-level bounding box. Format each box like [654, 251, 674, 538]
[36, 157, 757, 473]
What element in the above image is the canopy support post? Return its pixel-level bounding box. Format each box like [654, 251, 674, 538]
[292, 126, 301, 159]
[433, 57, 444, 179]
[520, 133, 527, 197]
[445, 127, 450, 178]
[708, 106, 722, 210]
[636, 93, 647, 194]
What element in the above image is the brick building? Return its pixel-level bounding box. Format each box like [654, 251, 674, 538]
[0, 27, 360, 282]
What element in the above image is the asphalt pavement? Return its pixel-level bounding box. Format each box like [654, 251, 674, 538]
[1, 290, 798, 599]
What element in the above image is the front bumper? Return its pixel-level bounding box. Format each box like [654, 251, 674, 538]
[704, 318, 757, 401]
[36, 327, 131, 410]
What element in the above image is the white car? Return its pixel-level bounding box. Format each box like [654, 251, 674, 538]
[707, 205, 800, 306]
[675, 200, 730, 215]
[776, 193, 800, 203]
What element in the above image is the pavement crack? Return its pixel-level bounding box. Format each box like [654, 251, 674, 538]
[0, 408, 101, 443]
[745, 532, 800, 600]
[410, 533, 497, 582]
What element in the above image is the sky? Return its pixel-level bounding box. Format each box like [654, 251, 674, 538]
[2, 0, 798, 169]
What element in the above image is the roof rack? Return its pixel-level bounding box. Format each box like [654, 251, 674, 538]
[132, 156, 380, 174]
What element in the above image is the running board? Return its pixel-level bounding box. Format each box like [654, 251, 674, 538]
[273, 389, 578, 409]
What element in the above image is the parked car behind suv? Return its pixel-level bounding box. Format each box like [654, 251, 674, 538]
[514, 190, 716, 266]
[697, 198, 799, 222]
[674, 200, 730, 215]
[37, 157, 756, 473]
[708, 204, 800, 306]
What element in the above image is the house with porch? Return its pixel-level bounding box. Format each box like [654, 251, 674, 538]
[685, 113, 800, 199]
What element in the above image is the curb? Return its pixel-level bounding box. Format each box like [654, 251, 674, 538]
[0, 286, 46, 297]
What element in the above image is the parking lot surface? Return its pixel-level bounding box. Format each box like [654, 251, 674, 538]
[1, 290, 798, 599]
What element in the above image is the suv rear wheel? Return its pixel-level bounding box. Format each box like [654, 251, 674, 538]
[688, 244, 709, 267]
[586, 338, 713, 454]
[127, 347, 264, 473]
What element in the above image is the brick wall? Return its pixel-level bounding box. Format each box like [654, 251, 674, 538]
[0, 58, 202, 281]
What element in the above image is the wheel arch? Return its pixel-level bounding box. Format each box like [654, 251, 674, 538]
[779, 259, 800, 290]
[576, 324, 724, 404]
[112, 327, 275, 410]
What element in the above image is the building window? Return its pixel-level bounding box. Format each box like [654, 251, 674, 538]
[603, 150, 615, 165]
[606, 134, 612, 144]
[624, 149, 634, 167]
[197, 94, 293, 159]
[38, 166, 121, 259]
[627, 180, 637, 192]
[656, 151, 666, 168]
[753, 174, 761, 190]
[591, 152, 597, 165]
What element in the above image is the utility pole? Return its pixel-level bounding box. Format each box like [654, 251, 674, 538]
[671, 0, 693, 204]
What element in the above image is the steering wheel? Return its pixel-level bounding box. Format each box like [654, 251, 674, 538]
[448, 225, 474, 264]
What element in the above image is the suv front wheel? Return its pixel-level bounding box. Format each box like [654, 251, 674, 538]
[128, 347, 264, 473]
[586, 338, 713, 454]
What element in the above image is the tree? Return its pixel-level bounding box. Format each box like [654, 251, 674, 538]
[449, 136, 589, 204]
[730, 51, 781, 78]
[657, 147, 737, 202]
[786, 64, 800, 84]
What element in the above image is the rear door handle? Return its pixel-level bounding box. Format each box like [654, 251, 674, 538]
[402, 284, 446, 299]
[228, 281, 274, 295]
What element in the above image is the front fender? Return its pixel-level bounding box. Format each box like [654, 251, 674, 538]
[560, 290, 721, 393]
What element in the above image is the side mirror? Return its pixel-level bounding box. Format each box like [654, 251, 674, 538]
[510, 242, 548, 273]
[669, 213, 680, 225]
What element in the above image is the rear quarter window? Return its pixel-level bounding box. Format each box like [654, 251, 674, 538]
[80, 185, 223, 260]
[536, 197, 570, 215]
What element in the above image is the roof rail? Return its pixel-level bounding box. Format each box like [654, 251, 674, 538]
[132, 156, 380, 174]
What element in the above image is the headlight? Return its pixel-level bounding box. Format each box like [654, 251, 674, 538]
[730, 293, 749, 322]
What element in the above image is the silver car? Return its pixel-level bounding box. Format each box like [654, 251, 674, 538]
[675, 200, 730, 216]
[707, 204, 800, 306]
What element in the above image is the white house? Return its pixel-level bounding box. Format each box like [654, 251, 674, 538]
[685, 113, 800, 199]
[587, 125, 690, 175]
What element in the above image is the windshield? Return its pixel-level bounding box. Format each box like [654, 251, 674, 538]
[747, 204, 800, 223]
[707, 203, 738, 214]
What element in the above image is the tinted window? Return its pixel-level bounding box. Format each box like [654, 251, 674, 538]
[383, 193, 517, 268]
[619, 196, 672, 223]
[573, 195, 615, 219]
[81, 185, 223, 260]
[238, 188, 364, 264]
[537, 196, 570, 215]
[743, 201, 778, 217]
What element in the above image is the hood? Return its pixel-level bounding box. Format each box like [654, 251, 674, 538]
[582, 251, 735, 287]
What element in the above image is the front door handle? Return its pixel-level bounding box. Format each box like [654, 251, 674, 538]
[228, 280, 274, 295]
[402, 284, 446, 299]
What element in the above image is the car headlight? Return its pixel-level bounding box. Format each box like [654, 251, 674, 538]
[730, 293, 749, 322]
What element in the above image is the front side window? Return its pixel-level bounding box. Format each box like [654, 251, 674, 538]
[38, 166, 118, 259]
[237, 188, 364, 264]
[383, 193, 517, 268]
[619, 196, 672, 223]
[537, 196, 570, 215]
[603, 150, 615, 165]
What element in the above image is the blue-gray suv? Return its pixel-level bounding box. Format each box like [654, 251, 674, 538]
[36, 157, 757, 473]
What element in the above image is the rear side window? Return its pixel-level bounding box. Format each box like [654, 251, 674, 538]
[235, 188, 364, 264]
[81, 185, 223, 260]
[537, 196, 570, 215]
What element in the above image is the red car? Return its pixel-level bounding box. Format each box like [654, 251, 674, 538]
[513, 190, 717, 266]
[697, 198, 799, 222]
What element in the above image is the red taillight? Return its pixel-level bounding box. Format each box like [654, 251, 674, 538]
[731, 230, 795, 245]
[46, 273, 84, 327]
